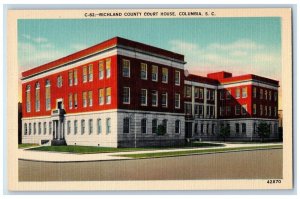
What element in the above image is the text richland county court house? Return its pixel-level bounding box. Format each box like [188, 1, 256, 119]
[21, 37, 279, 147]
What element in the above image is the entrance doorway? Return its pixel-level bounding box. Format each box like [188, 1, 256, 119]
[185, 122, 193, 138]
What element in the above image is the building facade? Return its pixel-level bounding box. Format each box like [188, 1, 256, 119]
[21, 37, 280, 147]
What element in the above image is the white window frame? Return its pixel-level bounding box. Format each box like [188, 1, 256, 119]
[242, 104, 247, 115]
[175, 70, 180, 85]
[162, 92, 168, 108]
[151, 90, 158, 107]
[140, 63, 147, 80]
[235, 105, 241, 115]
[97, 119, 102, 134]
[106, 118, 111, 134]
[141, 89, 148, 106]
[122, 59, 130, 77]
[123, 87, 130, 104]
[162, 68, 168, 83]
[175, 93, 180, 109]
[151, 65, 158, 81]
[175, 120, 181, 134]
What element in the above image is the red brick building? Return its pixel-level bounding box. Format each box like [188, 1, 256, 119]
[21, 37, 279, 147]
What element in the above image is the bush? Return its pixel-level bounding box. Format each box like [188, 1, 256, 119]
[157, 124, 166, 136]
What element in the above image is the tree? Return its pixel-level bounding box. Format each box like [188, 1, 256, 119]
[157, 124, 166, 136]
[257, 122, 271, 142]
[219, 125, 230, 142]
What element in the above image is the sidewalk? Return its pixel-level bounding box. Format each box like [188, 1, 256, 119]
[18, 142, 282, 162]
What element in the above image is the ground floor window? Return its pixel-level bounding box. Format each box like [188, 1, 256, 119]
[194, 123, 198, 134]
[81, 120, 85, 134]
[175, 120, 180, 134]
[106, 118, 111, 134]
[162, 119, 168, 134]
[212, 124, 215, 134]
[152, 119, 158, 134]
[89, 119, 93, 134]
[97, 119, 102, 134]
[206, 124, 209, 135]
[24, 123, 27, 135]
[67, 120, 71, 134]
[200, 124, 204, 134]
[242, 123, 246, 133]
[49, 122, 52, 135]
[38, 122, 41, 135]
[235, 123, 240, 134]
[141, 118, 147, 133]
[29, 123, 32, 135]
[74, 120, 78, 135]
[33, 123, 36, 134]
[253, 123, 257, 134]
[123, 118, 130, 134]
[43, 122, 46, 135]
[274, 123, 278, 134]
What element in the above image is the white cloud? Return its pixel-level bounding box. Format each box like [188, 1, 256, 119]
[22, 34, 31, 40]
[33, 37, 48, 43]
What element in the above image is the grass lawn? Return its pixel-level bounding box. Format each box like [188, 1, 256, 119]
[28, 142, 225, 154]
[115, 145, 283, 159]
[18, 143, 39, 149]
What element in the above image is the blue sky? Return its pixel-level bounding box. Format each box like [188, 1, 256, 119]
[18, 17, 282, 106]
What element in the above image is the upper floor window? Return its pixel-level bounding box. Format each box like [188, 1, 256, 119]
[57, 75, 63, 87]
[260, 89, 263, 99]
[206, 89, 211, 100]
[99, 61, 104, 79]
[269, 106, 272, 116]
[83, 66, 87, 83]
[226, 89, 231, 100]
[122, 59, 130, 77]
[260, 105, 263, 116]
[242, 87, 247, 98]
[106, 87, 111, 104]
[274, 91, 278, 101]
[45, 80, 51, 111]
[162, 68, 168, 83]
[141, 89, 147, 106]
[140, 63, 147, 80]
[123, 87, 130, 104]
[26, 85, 31, 112]
[82, 91, 87, 107]
[175, 93, 180, 109]
[99, 88, 104, 105]
[74, 93, 78, 108]
[242, 104, 247, 115]
[268, 90, 272, 101]
[88, 91, 93, 107]
[235, 88, 240, 99]
[195, 87, 199, 98]
[151, 90, 158, 107]
[106, 58, 111, 78]
[199, 88, 204, 99]
[162, 92, 168, 108]
[235, 105, 241, 115]
[175, 70, 180, 85]
[185, 86, 192, 98]
[265, 106, 268, 116]
[265, 90, 268, 100]
[226, 106, 231, 115]
[274, 107, 277, 117]
[35, 82, 40, 112]
[68, 71, 73, 86]
[253, 87, 257, 98]
[74, 69, 78, 85]
[88, 64, 93, 82]
[220, 90, 224, 100]
[211, 90, 215, 100]
[152, 65, 158, 81]
[253, 104, 257, 115]
[68, 93, 73, 109]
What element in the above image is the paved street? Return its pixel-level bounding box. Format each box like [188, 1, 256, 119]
[19, 149, 282, 181]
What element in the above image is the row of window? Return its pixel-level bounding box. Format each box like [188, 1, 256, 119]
[220, 87, 278, 101]
[220, 104, 277, 117]
[26, 80, 51, 113]
[122, 87, 181, 108]
[253, 87, 278, 101]
[220, 87, 248, 100]
[184, 103, 215, 117]
[122, 59, 181, 85]
[184, 86, 215, 100]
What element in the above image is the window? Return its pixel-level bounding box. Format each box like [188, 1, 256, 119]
[29, 123, 32, 135]
[97, 119, 102, 134]
[235, 123, 240, 134]
[140, 63, 147, 80]
[226, 106, 231, 115]
[212, 124, 215, 134]
[265, 106, 268, 116]
[82, 91, 87, 107]
[49, 122, 52, 135]
[162, 119, 168, 134]
[175, 93, 180, 109]
[220, 90, 224, 100]
[152, 65, 158, 81]
[235, 88, 240, 99]
[185, 103, 192, 115]
[152, 119, 158, 134]
[260, 89, 263, 99]
[274, 107, 277, 117]
[242, 87, 247, 98]
[35, 82, 40, 112]
[33, 123, 36, 134]
[175, 70, 180, 85]
[106, 58, 111, 78]
[269, 106, 272, 116]
[253, 123, 257, 134]
[88, 64, 93, 81]
[253, 104, 257, 115]
[242, 104, 247, 115]
[199, 88, 204, 99]
[67, 121, 71, 134]
[82, 66, 88, 83]
[242, 123, 246, 133]
[88, 91, 93, 107]
[141, 89, 147, 106]
[106, 118, 111, 134]
[57, 76, 63, 87]
[253, 87, 257, 98]
[123, 118, 130, 134]
[226, 89, 231, 100]
[89, 119, 93, 134]
[141, 118, 147, 134]
[151, 90, 158, 106]
[200, 124, 204, 134]
[260, 105, 263, 116]
[274, 123, 278, 134]
[162, 92, 168, 108]
[274, 91, 278, 101]
[206, 90, 211, 100]
[185, 86, 192, 98]
[81, 120, 85, 134]
[74, 93, 78, 108]
[206, 124, 210, 135]
[195, 105, 200, 115]
[173, 120, 180, 134]
[74, 69, 78, 85]
[162, 68, 168, 83]
[68, 93, 73, 109]
[24, 123, 27, 135]
[220, 107, 225, 116]
[194, 123, 198, 134]
[99, 61, 104, 79]
[74, 120, 78, 134]
[211, 90, 215, 100]
[235, 105, 241, 115]
[195, 87, 199, 98]
[206, 106, 210, 116]
[45, 80, 51, 111]
[199, 105, 204, 115]
[106, 87, 111, 104]
[99, 88, 104, 105]
[123, 87, 130, 104]
[265, 90, 268, 100]
[68, 71, 73, 86]
[269, 90, 272, 101]
[122, 59, 130, 77]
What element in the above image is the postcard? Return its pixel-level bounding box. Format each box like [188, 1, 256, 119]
[6, 7, 293, 191]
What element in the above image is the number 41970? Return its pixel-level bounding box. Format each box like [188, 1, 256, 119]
[267, 180, 281, 184]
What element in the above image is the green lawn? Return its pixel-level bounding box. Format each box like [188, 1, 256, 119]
[115, 145, 283, 159]
[28, 142, 225, 154]
[18, 143, 39, 149]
